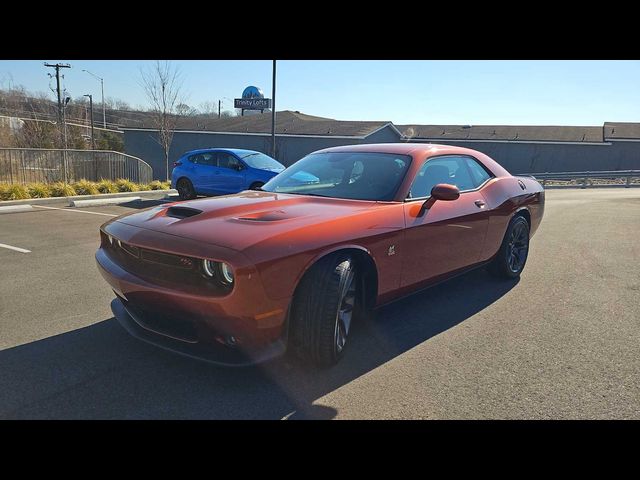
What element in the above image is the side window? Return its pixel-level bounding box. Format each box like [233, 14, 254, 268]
[199, 152, 216, 166]
[227, 156, 242, 170]
[217, 152, 237, 169]
[189, 154, 202, 164]
[409, 156, 475, 198]
[465, 157, 492, 187]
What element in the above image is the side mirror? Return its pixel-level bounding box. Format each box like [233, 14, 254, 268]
[419, 183, 460, 216]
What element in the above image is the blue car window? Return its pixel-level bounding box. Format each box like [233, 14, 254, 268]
[218, 153, 240, 170]
[199, 153, 216, 166]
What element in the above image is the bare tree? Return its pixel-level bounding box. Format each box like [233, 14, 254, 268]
[198, 101, 217, 116]
[140, 61, 185, 180]
[176, 103, 197, 116]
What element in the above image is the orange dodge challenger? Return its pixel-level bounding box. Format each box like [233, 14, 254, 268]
[96, 143, 544, 366]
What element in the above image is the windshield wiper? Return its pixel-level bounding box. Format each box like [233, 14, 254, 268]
[281, 191, 329, 198]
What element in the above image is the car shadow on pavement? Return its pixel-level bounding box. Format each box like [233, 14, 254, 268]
[0, 268, 518, 420]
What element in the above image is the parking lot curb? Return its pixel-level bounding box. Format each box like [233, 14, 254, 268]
[0, 189, 177, 207]
[0, 204, 34, 214]
[70, 196, 142, 208]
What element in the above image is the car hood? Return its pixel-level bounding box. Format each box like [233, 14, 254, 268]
[114, 191, 381, 251]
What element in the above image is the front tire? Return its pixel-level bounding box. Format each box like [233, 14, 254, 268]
[289, 253, 359, 367]
[487, 215, 530, 278]
[176, 178, 196, 200]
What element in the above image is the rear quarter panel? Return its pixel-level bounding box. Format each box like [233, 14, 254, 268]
[480, 176, 544, 261]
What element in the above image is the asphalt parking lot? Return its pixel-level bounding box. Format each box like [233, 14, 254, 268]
[0, 189, 638, 419]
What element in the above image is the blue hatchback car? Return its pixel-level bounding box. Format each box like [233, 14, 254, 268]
[171, 148, 286, 200]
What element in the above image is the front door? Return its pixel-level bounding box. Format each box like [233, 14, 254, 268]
[211, 152, 246, 194]
[190, 151, 218, 193]
[401, 155, 492, 288]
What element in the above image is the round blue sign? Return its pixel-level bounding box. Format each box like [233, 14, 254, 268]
[242, 86, 264, 99]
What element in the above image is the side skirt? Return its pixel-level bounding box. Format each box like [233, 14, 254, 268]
[373, 259, 492, 310]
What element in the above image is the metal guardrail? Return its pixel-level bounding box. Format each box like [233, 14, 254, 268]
[527, 170, 640, 188]
[0, 148, 153, 184]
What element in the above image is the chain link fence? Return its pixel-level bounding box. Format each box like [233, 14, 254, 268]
[0, 148, 153, 184]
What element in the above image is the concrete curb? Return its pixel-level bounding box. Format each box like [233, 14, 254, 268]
[0, 189, 177, 207]
[0, 205, 34, 214]
[70, 196, 141, 208]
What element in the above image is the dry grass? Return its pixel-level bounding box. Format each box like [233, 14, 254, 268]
[72, 179, 100, 195]
[0, 183, 31, 200]
[26, 182, 51, 198]
[49, 182, 77, 197]
[1, 179, 172, 201]
[115, 178, 139, 192]
[149, 180, 171, 190]
[96, 179, 118, 194]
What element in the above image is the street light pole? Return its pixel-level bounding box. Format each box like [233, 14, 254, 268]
[83, 69, 106, 128]
[83, 94, 95, 149]
[271, 60, 276, 159]
[100, 77, 105, 128]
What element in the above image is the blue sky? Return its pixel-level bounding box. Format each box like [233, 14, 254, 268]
[1, 60, 639, 126]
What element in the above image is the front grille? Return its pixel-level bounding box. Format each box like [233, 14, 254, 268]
[122, 298, 198, 343]
[101, 231, 230, 295]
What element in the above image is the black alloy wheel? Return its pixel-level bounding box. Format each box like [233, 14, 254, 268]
[177, 178, 196, 200]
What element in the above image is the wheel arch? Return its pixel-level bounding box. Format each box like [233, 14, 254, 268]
[176, 175, 193, 186]
[283, 245, 379, 343]
[514, 207, 531, 228]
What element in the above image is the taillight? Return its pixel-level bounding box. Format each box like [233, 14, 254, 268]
[173, 161, 182, 167]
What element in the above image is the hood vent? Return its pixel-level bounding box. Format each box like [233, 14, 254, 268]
[235, 210, 288, 222]
[166, 206, 202, 219]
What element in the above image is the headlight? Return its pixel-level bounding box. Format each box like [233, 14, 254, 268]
[202, 260, 234, 286]
[203, 259, 216, 277]
[220, 262, 234, 284]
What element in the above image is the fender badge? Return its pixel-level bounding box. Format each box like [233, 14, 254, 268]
[388, 245, 396, 256]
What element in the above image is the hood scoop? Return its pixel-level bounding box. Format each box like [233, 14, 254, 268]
[235, 210, 289, 222]
[166, 206, 202, 219]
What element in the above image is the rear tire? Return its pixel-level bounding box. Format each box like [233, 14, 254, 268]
[249, 182, 264, 191]
[487, 215, 530, 279]
[177, 178, 196, 200]
[289, 253, 360, 367]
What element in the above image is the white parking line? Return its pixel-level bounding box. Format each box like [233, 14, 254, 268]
[0, 242, 31, 253]
[32, 205, 117, 217]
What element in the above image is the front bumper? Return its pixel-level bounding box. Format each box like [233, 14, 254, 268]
[111, 297, 286, 366]
[95, 223, 291, 365]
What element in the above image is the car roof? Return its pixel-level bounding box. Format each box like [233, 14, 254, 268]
[314, 143, 484, 157]
[181, 148, 261, 157]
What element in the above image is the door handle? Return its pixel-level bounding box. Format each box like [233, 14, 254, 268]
[474, 200, 486, 208]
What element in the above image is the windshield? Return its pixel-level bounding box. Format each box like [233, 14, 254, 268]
[261, 152, 411, 201]
[240, 152, 285, 171]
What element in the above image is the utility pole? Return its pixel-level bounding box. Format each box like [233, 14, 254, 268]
[84, 94, 95, 149]
[44, 62, 71, 139]
[218, 99, 221, 119]
[271, 60, 277, 158]
[45, 62, 71, 182]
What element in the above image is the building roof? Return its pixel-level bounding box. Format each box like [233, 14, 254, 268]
[397, 124, 604, 143]
[122, 108, 640, 143]
[171, 110, 393, 138]
[603, 122, 640, 140]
